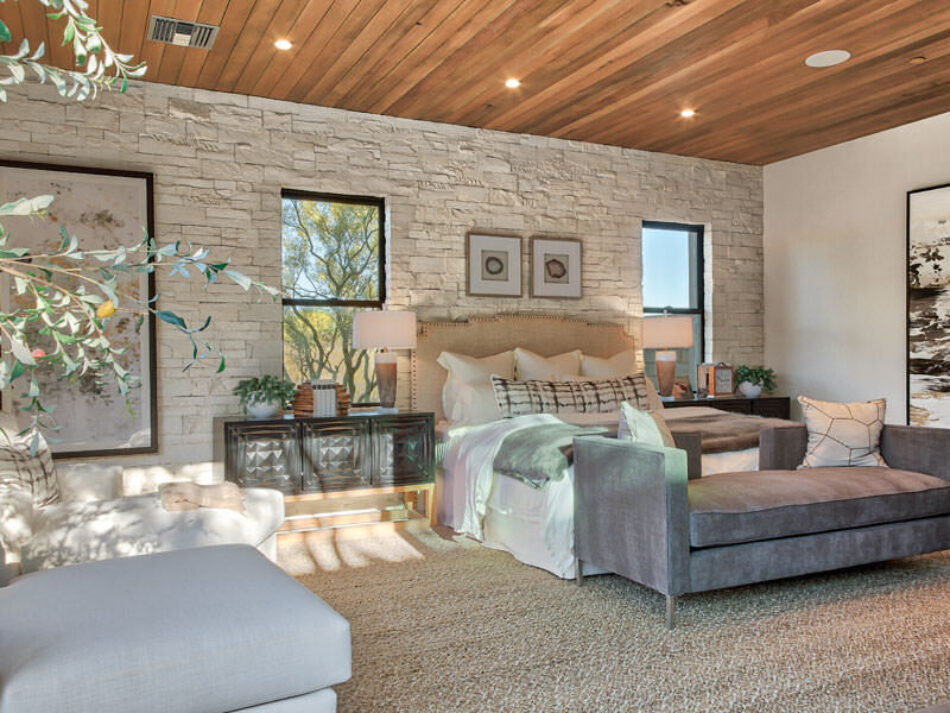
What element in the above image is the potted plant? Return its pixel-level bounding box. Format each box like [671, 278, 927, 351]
[233, 376, 297, 419]
[734, 365, 776, 398]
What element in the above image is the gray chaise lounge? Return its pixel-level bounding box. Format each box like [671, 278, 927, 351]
[573, 424, 950, 627]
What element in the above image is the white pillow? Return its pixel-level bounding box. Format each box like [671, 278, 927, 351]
[450, 383, 502, 425]
[618, 401, 674, 448]
[437, 350, 515, 422]
[514, 347, 582, 381]
[798, 396, 887, 468]
[580, 349, 636, 378]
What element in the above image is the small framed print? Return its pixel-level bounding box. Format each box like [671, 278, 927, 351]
[530, 236, 582, 299]
[699, 363, 734, 396]
[466, 232, 522, 297]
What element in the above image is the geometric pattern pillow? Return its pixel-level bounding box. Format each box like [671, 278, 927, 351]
[0, 423, 60, 507]
[798, 396, 887, 468]
[491, 373, 653, 418]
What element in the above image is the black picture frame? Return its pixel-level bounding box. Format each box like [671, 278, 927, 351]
[906, 181, 950, 427]
[0, 159, 158, 457]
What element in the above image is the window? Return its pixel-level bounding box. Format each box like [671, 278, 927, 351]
[281, 191, 386, 403]
[641, 221, 704, 389]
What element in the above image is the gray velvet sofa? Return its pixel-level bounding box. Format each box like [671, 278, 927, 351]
[0, 545, 351, 713]
[573, 424, 950, 627]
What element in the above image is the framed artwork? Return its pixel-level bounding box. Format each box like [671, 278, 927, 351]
[466, 232, 522, 297]
[0, 160, 157, 457]
[907, 181, 950, 427]
[530, 236, 582, 298]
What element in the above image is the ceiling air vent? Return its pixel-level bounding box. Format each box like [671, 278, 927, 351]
[147, 15, 220, 50]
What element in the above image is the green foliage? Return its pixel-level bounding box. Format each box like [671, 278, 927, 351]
[281, 200, 380, 402]
[0, 199, 279, 430]
[232, 375, 296, 410]
[734, 365, 776, 392]
[0, 0, 146, 103]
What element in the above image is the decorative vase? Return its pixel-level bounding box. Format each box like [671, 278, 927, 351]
[246, 400, 279, 419]
[738, 381, 762, 398]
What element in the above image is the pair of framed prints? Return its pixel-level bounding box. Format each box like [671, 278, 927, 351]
[466, 232, 581, 299]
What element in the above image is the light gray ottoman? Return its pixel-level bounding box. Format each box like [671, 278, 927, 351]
[0, 545, 351, 713]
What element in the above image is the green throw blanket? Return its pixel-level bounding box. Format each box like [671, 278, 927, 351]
[494, 423, 608, 489]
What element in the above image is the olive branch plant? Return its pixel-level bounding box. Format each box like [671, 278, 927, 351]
[0, 1, 279, 444]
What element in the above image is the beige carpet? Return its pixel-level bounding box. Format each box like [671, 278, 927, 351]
[281, 530, 950, 713]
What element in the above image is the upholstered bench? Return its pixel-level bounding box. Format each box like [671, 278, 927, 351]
[572, 424, 950, 627]
[0, 545, 351, 713]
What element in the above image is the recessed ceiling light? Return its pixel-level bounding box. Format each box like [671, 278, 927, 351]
[805, 49, 850, 68]
[680, 108, 696, 118]
[504, 78, 520, 89]
[909, 56, 927, 65]
[274, 39, 293, 51]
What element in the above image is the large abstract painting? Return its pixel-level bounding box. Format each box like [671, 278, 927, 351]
[0, 161, 157, 456]
[907, 182, 950, 427]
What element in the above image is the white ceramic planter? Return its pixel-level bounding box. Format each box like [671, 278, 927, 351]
[246, 400, 279, 419]
[738, 381, 762, 398]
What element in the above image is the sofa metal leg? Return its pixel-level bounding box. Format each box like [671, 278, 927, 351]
[665, 595, 677, 629]
[575, 559, 584, 585]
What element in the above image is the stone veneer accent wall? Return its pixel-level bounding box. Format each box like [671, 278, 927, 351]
[0, 81, 762, 475]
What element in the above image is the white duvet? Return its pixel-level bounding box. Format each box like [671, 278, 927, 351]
[440, 407, 761, 580]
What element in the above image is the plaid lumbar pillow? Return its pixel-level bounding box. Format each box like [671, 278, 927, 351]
[490, 373, 653, 417]
[0, 422, 60, 507]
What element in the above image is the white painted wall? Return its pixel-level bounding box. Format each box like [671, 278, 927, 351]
[764, 109, 950, 422]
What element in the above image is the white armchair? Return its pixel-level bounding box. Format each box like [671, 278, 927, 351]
[1, 458, 285, 579]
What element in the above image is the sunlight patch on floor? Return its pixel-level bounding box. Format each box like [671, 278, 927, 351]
[277, 529, 427, 576]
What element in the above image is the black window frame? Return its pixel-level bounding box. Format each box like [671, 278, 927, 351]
[280, 189, 387, 309]
[641, 220, 705, 361]
[280, 190, 387, 404]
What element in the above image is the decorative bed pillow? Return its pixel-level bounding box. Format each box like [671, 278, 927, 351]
[617, 401, 675, 448]
[580, 352, 664, 411]
[491, 373, 653, 417]
[0, 422, 60, 507]
[580, 349, 636, 378]
[437, 350, 515, 422]
[450, 383, 502, 425]
[514, 347, 582, 381]
[798, 396, 887, 468]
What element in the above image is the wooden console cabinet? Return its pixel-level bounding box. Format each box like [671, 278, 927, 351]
[213, 411, 435, 496]
[663, 395, 791, 420]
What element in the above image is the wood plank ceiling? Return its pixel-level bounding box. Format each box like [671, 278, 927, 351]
[3, 0, 950, 164]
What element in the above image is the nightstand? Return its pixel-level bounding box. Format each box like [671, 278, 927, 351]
[663, 395, 791, 419]
[213, 411, 436, 530]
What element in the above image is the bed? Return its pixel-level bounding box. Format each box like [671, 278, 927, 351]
[412, 314, 790, 579]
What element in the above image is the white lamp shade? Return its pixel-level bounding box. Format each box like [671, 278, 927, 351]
[352, 310, 417, 350]
[642, 315, 694, 350]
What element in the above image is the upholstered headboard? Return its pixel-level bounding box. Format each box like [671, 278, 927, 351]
[412, 314, 636, 421]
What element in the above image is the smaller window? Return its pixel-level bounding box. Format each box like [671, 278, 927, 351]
[641, 221, 705, 391]
[281, 191, 386, 403]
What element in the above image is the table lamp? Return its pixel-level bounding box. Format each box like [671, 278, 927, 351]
[642, 315, 694, 398]
[352, 310, 417, 411]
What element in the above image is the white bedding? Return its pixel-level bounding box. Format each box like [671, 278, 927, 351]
[439, 406, 763, 579]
